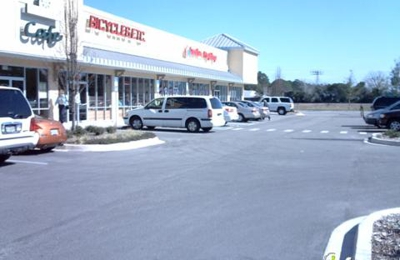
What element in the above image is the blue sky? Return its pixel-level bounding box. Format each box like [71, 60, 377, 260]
[83, 0, 400, 84]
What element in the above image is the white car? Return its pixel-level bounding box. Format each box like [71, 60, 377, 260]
[123, 96, 225, 132]
[0, 87, 39, 164]
[223, 104, 239, 123]
[245, 96, 295, 115]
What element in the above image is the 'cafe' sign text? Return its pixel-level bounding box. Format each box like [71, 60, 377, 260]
[23, 21, 63, 45]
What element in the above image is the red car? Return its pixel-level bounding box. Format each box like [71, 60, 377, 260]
[31, 116, 68, 151]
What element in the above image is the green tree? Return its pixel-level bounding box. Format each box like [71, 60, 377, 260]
[257, 71, 270, 95]
[390, 59, 400, 95]
[351, 82, 372, 103]
[326, 83, 350, 102]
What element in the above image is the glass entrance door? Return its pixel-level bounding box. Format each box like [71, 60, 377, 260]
[77, 82, 88, 121]
[69, 82, 88, 122]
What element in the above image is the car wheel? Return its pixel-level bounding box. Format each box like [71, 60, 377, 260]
[0, 154, 11, 164]
[388, 120, 400, 131]
[129, 116, 143, 130]
[277, 107, 286, 115]
[202, 127, 212, 132]
[42, 147, 56, 152]
[238, 113, 246, 122]
[186, 118, 200, 132]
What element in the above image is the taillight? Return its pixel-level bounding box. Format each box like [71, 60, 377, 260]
[208, 109, 212, 118]
[30, 118, 42, 132]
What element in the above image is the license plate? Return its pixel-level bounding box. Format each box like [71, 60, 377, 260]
[50, 129, 59, 135]
[5, 125, 16, 133]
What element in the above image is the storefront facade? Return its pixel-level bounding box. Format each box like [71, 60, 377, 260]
[0, 0, 259, 126]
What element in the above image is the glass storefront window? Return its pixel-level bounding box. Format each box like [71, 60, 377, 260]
[138, 78, 144, 106]
[158, 80, 186, 96]
[132, 78, 137, 106]
[215, 85, 228, 101]
[190, 83, 210, 96]
[176, 81, 186, 95]
[98, 75, 105, 107]
[88, 74, 96, 106]
[0, 66, 24, 77]
[1, 65, 49, 116]
[26, 68, 38, 108]
[144, 79, 151, 104]
[229, 86, 243, 101]
[39, 69, 49, 108]
[87, 73, 112, 121]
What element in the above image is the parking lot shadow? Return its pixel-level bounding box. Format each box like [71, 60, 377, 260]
[341, 124, 386, 133]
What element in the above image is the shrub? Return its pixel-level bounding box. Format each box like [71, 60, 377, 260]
[384, 130, 400, 139]
[71, 125, 86, 137]
[85, 125, 105, 136]
[82, 131, 156, 144]
[105, 126, 117, 134]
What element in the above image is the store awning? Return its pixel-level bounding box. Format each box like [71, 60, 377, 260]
[82, 47, 243, 84]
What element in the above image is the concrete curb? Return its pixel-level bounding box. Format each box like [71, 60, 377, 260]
[355, 208, 400, 260]
[324, 208, 400, 260]
[55, 137, 165, 152]
[323, 217, 365, 260]
[367, 133, 400, 146]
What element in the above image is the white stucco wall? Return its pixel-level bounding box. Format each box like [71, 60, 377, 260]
[228, 49, 258, 85]
[0, 0, 73, 60]
[242, 51, 258, 84]
[81, 6, 229, 72]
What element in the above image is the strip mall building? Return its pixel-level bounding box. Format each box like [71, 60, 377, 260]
[0, 0, 260, 126]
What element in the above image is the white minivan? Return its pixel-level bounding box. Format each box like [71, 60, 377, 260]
[123, 96, 225, 132]
[0, 87, 39, 163]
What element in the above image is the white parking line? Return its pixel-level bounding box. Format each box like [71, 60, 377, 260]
[320, 130, 329, 134]
[359, 132, 368, 135]
[284, 129, 294, 133]
[7, 160, 48, 165]
[266, 128, 276, 132]
[340, 131, 348, 134]
[249, 128, 260, 131]
[232, 128, 243, 131]
[302, 130, 312, 133]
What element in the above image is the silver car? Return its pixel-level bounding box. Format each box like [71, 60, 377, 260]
[241, 100, 271, 120]
[222, 101, 261, 122]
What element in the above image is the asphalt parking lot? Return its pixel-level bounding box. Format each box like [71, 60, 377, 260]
[1, 111, 398, 260]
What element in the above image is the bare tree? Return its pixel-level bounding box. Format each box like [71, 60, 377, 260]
[271, 67, 284, 95]
[56, 0, 80, 130]
[364, 71, 390, 93]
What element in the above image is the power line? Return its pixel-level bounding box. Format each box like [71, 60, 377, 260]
[311, 70, 323, 84]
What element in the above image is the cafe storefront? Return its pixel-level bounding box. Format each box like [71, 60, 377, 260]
[0, 0, 259, 126]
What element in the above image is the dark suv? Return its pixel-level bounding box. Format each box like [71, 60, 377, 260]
[370, 96, 400, 111]
[0, 87, 38, 163]
[378, 109, 400, 130]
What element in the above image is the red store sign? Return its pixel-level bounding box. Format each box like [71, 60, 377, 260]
[183, 47, 217, 62]
[88, 15, 145, 42]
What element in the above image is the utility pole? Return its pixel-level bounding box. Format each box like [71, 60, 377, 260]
[311, 70, 323, 85]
